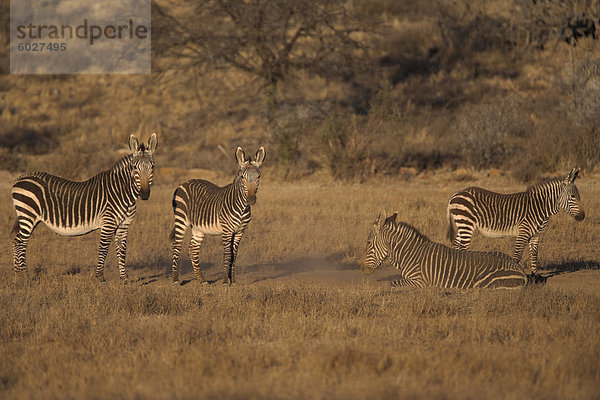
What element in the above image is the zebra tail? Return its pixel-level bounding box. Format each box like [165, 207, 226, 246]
[169, 188, 179, 242]
[11, 219, 20, 237]
[446, 208, 456, 244]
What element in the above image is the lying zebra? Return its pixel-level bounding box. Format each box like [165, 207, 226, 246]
[362, 211, 532, 289]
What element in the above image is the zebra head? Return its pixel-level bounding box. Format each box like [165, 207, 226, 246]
[235, 146, 266, 205]
[363, 210, 396, 274]
[129, 133, 158, 201]
[559, 168, 585, 221]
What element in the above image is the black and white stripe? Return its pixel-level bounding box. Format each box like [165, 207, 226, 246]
[11, 133, 158, 282]
[363, 211, 527, 289]
[447, 168, 585, 274]
[170, 146, 265, 285]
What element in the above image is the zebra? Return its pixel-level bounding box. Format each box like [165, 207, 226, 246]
[11, 133, 158, 283]
[170, 146, 265, 286]
[446, 168, 585, 274]
[362, 210, 528, 289]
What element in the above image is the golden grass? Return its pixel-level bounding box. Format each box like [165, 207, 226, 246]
[1, 171, 599, 399]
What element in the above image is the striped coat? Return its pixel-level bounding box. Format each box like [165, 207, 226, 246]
[170, 146, 265, 285]
[447, 169, 585, 273]
[363, 211, 528, 289]
[11, 134, 157, 282]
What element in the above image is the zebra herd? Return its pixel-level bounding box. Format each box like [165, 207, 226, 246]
[364, 168, 584, 289]
[10, 135, 585, 289]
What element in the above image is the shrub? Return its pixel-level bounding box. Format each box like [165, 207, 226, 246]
[457, 95, 531, 170]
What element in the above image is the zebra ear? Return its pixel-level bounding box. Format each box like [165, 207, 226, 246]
[235, 147, 247, 167]
[147, 133, 158, 154]
[254, 147, 266, 167]
[375, 210, 387, 229]
[129, 135, 140, 153]
[570, 168, 580, 183]
[386, 212, 398, 225]
[566, 168, 579, 183]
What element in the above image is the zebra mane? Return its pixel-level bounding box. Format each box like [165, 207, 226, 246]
[386, 219, 432, 244]
[526, 176, 562, 193]
[109, 154, 134, 173]
[15, 153, 134, 183]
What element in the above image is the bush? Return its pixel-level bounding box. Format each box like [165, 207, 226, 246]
[457, 95, 531, 170]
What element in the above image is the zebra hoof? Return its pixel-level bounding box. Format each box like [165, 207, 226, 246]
[527, 273, 547, 285]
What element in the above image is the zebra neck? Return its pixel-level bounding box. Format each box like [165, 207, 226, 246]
[387, 224, 426, 271]
[108, 155, 139, 204]
[529, 182, 559, 218]
[230, 176, 251, 210]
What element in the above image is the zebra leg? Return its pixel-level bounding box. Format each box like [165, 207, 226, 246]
[391, 277, 409, 287]
[476, 269, 527, 289]
[189, 232, 206, 284]
[512, 230, 530, 266]
[95, 225, 115, 282]
[453, 225, 474, 250]
[12, 217, 37, 274]
[115, 218, 134, 284]
[221, 231, 239, 286]
[171, 226, 187, 285]
[229, 232, 244, 285]
[391, 275, 424, 288]
[528, 235, 540, 275]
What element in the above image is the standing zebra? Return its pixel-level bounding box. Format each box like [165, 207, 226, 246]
[447, 168, 585, 274]
[363, 211, 527, 289]
[170, 146, 265, 285]
[11, 133, 158, 283]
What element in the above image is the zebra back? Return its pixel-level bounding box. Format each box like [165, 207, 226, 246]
[447, 169, 585, 243]
[12, 133, 157, 234]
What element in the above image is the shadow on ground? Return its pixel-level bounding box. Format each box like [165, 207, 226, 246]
[541, 260, 600, 278]
[60, 256, 174, 285]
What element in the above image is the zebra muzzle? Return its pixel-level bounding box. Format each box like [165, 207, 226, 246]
[575, 211, 585, 221]
[248, 196, 256, 205]
[360, 262, 374, 274]
[140, 187, 151, 200]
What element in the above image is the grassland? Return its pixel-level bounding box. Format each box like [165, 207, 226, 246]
[1, 170, 599, 399]
[2, 1, 600, 397]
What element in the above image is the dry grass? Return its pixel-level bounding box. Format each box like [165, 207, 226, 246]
[1, 171, 599, 399]
[2, 1, 600, 397]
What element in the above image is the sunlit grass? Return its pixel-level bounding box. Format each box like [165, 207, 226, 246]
[1, 175, 599, 399]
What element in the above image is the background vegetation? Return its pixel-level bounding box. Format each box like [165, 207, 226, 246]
[2, 0, 600, 181]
